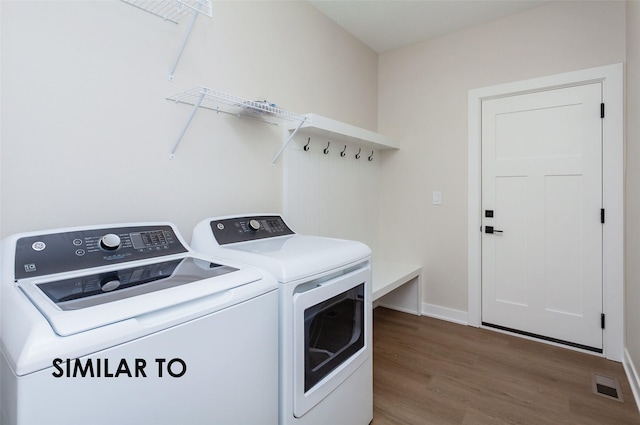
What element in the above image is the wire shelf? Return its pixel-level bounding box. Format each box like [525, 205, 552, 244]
[166, 87, 307, 161]
[167, 87, 307, 123]
[121, 0, 212, 24]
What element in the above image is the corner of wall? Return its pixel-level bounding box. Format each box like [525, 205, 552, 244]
[624, 349, 640, 414]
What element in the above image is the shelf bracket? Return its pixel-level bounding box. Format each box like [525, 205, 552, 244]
[168, 5, 200, 81]
[169, 90, 206, 159]
[270, 119, 305, 167]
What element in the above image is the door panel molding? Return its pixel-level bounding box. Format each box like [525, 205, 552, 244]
[468, 63, 624, 361]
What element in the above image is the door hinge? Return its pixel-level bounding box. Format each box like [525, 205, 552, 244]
[601, 313, 606, 329]
[601, 103, 605, 119]
[601, 208, 605, 224]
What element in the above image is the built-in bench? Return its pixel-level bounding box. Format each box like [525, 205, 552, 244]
[372, 261, 422, 315]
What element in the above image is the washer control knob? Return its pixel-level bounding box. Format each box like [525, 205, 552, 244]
[100, 233, 121, 251]
[248, 219, 261, 231]
[101, 275, 121, 292]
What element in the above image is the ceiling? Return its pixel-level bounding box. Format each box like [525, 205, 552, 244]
[308, 0, 554, 53]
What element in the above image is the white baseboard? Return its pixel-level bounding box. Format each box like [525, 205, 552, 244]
[376, 302, 420, 316]
[421, 302, 468, 326]
[624, 349, 640, 414]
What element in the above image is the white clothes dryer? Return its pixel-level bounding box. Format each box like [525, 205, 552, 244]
[191, 214, 373, 425]
[1, 222, 278, 425]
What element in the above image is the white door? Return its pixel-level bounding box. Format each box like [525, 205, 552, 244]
[481, 83, 603, 351]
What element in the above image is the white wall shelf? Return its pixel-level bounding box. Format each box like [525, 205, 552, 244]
[286, 113, 399, 152]
[121, 0, 212, 80]
[167, 87, 307, 159]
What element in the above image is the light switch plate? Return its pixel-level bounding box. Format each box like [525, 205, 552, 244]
[433, 191, 442, 205]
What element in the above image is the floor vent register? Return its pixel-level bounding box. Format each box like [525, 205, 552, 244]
[591, 373, 624, 402]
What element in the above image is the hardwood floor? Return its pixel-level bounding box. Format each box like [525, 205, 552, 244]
[371, 307, 640, 425]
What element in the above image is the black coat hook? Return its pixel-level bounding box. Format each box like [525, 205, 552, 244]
[355, 148, 361, 159]
[303, 137, 310, 151]
[340, 145, 347, 157]
[323, 141, 330, 154]
[368, 151, 374, 161]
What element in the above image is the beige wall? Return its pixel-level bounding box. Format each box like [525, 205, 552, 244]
[377, 1, 627, 313]
[626, 0, 640, 374]
[0, 1, 378, 238]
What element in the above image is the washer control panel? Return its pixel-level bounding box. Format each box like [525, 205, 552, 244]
[14, 225, 187, 279]
[210, 215, 294, 245]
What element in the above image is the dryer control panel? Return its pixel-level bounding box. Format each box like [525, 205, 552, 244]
[210, 215, 294, 245]
[14, 225, 187, 279]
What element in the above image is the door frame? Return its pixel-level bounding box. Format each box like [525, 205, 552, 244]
[467, 63, 624, 361]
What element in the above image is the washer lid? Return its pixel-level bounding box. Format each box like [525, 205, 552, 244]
[217, 234, 371, 282]
[18, 256, 262, 336]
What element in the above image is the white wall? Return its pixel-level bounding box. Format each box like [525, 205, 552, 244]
[625, 0, 640, 389]
[284, 131, 381, 255]
[377, 1, 627, 313]
[0, 0, 378, 239]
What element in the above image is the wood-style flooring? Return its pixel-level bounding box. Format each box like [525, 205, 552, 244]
[372, 307, 640, 425]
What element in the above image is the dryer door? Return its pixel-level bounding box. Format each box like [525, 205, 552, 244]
[292, 264, 371, 418]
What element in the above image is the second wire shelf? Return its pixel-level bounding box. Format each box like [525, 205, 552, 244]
[167, 87, 307, 162]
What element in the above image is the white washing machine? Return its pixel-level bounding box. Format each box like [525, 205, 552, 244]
[1, 222, 278, 425]
[191, 214, 373, 425]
